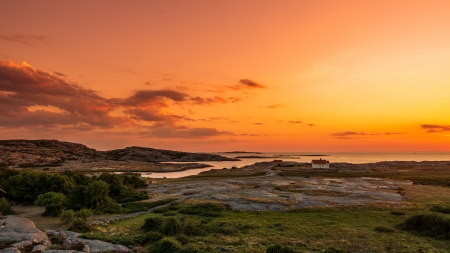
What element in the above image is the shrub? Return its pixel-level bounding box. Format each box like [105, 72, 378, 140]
[175, 234, 189, 245]
[60, 210, 75, 224]
[182, 220, 207, 236]
[148, 237, 181, 253]
[266, 244, 295, 253]
[69, 217, 91, 233]
[162, 217, 181, 236]
[142, 217, 164, 232]
[374, 226, 395, 233]
[75, 208, 93, 220]
[399, 213, 450, 239]
[0, 198, 14, 215]
[34, 192, 67, 217]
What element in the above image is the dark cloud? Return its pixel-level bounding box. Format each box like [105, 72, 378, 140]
[53, 72, 66, 77]
[189, 96, 227, 105]
[331, 131, 378, 139]
[253, 122, 263, 125]
[119, 89, 188, 107]
[385, 132, 406, 135]
[267, 104, 282, 108]
[149, 127, 233, 139]
[228, 97, 242, 103]
[0, 60, 236, 139]
[421, 124, 450, 133]
[308, 124, 315, 127]
[239, 79, 266, 89]
[289, 121, 303, 124]
[225, 79, 267, 90]
[144, 81, 153, 85]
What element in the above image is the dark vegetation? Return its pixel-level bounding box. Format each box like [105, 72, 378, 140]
[0, 198, 14, 215]
[0, 168, 148, 216]
[398, 213, 450, 239]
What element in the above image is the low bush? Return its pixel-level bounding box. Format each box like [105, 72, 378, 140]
[148, 237, 181, 253]
[162, 217, 181, 236]
[142, 217, 164, 232]
[0, 198, 14, 215]
[266, 244, 295, 253]
[398, 213, 450, 239]
[60, 210, 75, 224]
[69, 218, 91, 233]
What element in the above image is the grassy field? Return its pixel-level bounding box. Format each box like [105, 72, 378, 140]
[81, 199, 450, 253]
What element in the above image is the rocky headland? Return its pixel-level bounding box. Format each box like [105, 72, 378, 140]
[0, 139, 237, 171]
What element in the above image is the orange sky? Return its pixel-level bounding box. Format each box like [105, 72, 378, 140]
[1, 0, 449, 152]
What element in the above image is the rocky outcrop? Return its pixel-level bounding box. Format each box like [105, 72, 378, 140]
[45, 230, 129, 253]
[0, 216, 50, 252]
[0, 139, 237, 168]
[0, 216, 129, 253]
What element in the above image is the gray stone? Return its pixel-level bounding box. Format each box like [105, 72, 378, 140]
[0, 216, 51, 247]
[42, 251, 83, 253]
[11, 240, 32, 248]
[32, 244, 47, 253]
[0, 248, 20, 253]
[47, 230, 129, 253]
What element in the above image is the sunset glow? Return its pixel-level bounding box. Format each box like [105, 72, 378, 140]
[1, 0, 450, 151]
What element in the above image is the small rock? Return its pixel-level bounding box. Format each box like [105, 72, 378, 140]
[11, 240, 32, 248]
[32, 244, 47, 253]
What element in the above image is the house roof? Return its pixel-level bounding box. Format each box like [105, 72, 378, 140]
[0, 188, 5, 194]
[312, 159, 329, 164]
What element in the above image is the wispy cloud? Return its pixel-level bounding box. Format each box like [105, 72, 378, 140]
[421, 124, 450, 133]
[331, 131, 378, 139]
[0, 34, 48, 46]
[225, 79, 267, 90]
[266, 104, 282, 108]
[385, 132, 406, 135]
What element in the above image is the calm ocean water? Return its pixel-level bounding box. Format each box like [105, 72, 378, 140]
[144, 152, 450, 178]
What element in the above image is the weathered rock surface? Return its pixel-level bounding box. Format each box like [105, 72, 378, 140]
[45, 230, 129, 253]
[0, 216, 128, 253]
[0, 216, 51, 251]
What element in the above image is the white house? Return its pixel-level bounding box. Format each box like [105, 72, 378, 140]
[311, 158, 330, 169]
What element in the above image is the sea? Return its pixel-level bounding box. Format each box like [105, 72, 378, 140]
[142, 152, 450, 179]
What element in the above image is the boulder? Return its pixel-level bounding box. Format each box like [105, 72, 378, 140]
[0, 216, 51, 250]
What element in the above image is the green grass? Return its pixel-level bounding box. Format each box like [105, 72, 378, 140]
[88, 203, 450, 253]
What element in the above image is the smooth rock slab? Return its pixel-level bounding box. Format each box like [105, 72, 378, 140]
[0, 216, 51, 247]
[46, 230, 129, 253]
[0, 248, 21, 253]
